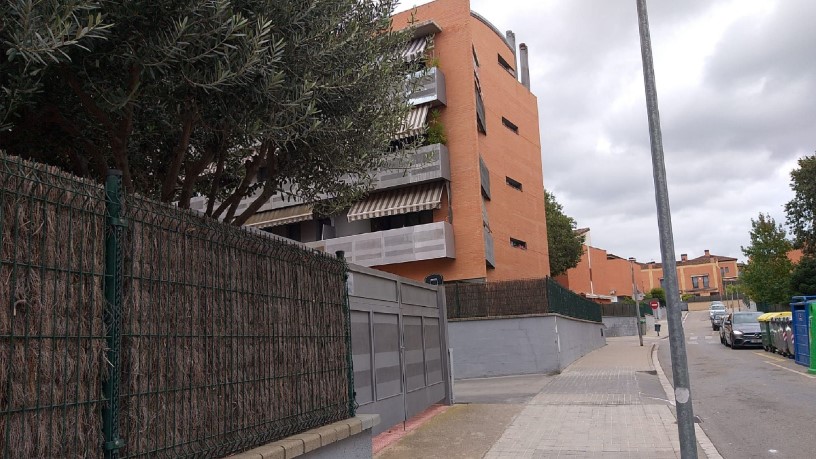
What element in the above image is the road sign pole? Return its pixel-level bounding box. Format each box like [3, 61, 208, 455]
[630, 258, 643, 347]
[635, 1, 697, 457]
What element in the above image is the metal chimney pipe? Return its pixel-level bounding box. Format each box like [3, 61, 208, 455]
[519, 43, 530, 89]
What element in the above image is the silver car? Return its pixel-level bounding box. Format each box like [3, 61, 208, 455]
[709, 302, 727, 330]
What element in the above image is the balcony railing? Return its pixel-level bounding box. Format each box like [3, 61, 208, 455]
[306, 221, 455, 267]
[190, 144, 451, 215]
[409, 67, 447, 107]
[374, 143, 450, 191]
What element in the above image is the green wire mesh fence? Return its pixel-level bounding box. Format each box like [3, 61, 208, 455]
[446, 277, 602, 323]
[1, 155, 355, 458]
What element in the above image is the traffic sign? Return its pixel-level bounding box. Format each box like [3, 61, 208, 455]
[650, 300, 659, 310]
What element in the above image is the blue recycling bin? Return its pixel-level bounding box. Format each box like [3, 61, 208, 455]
[790, 296, 816, 367]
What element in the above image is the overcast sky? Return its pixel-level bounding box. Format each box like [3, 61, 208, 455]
[399, 0, 815, 263]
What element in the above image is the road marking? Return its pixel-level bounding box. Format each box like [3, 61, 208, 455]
[704, 336, 713, 340]
[754, 351, 786, 362]
[690, 336, 698, 340]
[758, 360, 816, 379]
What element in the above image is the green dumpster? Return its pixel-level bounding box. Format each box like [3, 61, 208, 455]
[757, 312, 780, 352]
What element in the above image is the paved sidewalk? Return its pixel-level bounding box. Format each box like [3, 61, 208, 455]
[376, 335, 707, 458]
[485, 336, 682, 458]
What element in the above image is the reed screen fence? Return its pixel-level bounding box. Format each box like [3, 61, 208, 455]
[447, 277, 602, 323]
[0, 156, 354, 458]
[600, 303, 654, 317]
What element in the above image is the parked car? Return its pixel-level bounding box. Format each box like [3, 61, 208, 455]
[709, 302, 728, 330]
[722, 311, 764, 349]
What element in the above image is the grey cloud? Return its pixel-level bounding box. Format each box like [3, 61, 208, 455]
[472, 0, 810, 262]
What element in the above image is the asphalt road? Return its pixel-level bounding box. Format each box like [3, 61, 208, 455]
[658, 310, 816, 459]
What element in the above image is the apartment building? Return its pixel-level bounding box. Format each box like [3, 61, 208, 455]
[555, 229, 646, 303]
[640, 250, 740, 297]
[190, 0, 550, 283]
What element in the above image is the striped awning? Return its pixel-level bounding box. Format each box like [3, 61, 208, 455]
[347, 182, 444, 222]
[392, 104, 429, 141]
[403, 37, 428, 61]
[244, 204, 313, 228]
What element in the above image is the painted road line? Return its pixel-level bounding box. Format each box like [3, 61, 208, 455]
[753, 351, 787, 362]
[760, 360, 816, 379]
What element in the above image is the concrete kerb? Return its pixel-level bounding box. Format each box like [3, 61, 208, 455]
[651, 342, 723, 459]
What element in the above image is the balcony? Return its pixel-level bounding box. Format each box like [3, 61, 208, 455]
[189, 143, 451, 217]
[306, 221, 455, 267]
[373, 143, 450, 191]
[409, 67, 447, 107]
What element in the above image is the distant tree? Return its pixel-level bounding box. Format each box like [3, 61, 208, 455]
[545, 191, 585, 276]
[790, 255, 816, 296]
[785, 154, 816, 255]
[0, 0, 414, 225]
[681, 293, 695, 302]
[740, 213, 793, 305]
[648, 287, 666, 306]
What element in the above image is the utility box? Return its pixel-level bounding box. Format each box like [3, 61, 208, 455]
[791, 296, 816, 367]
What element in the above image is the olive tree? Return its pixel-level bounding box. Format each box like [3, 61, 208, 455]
[1, 0, 416, 225]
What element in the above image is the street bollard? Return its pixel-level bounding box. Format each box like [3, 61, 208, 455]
[654, 323, 661, 336]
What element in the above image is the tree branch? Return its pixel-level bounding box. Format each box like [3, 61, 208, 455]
[178, 137, 218, 208]
[161, 107, 197, 202]
[232, 145, 278, 226]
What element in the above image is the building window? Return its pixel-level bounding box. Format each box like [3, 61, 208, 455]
[498, 54, 515, 76]
[505, 176, 523, 191]
[502, 117, 518, 134]
[370, 210, 433, 232]
[691, 275, 710, 289]
[510, 238, 527, 250]
[659, 278, 665, 288]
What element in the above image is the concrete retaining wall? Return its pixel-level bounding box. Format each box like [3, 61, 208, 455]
[602, 316, 638, 337]
[449, 314, 605, 379]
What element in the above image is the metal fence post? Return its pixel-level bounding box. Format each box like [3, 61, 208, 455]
[336, 251, 356, 417]
[103, 170, 126, 457]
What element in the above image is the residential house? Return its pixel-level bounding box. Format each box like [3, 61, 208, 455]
[640, 250, 740, 297]
[190, 0, 550, 283]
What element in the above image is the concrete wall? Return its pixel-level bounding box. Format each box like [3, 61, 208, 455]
[449, 314, 605, 379]
[303, 430, 373, 459]
[553, 315, 607, 369]
[602, 316, 638, 337]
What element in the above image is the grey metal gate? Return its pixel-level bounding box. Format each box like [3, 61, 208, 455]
[346, 264, 451, 435]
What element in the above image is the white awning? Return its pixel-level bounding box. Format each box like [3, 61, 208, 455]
[392, 104, 429, 141]
[347, 182, 444, 222]
[403, 37, 428, 61]
[244, 204, 313, 228]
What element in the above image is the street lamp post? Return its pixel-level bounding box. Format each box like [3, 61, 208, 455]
[629, 257, 644, 347]
[634, 1, 697, 456]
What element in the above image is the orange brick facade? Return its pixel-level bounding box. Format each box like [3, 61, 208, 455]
[640, 250, 739, 297]
[381, 0, 550, 282]
[558, 239, 740, 301]
[556, 244, 647, 302]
